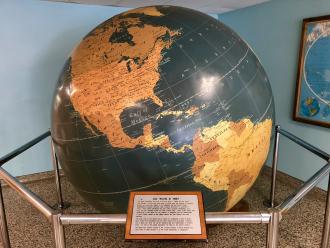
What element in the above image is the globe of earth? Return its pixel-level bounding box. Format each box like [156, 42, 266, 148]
[51, 5, 275, 213]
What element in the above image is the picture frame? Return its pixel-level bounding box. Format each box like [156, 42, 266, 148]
[293, 15, 330, 128]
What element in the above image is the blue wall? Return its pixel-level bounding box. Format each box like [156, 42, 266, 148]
[0, 0, 127, 176]
[219, 0, 330, 189]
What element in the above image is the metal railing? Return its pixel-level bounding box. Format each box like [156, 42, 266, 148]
[0, 125, 328, 248]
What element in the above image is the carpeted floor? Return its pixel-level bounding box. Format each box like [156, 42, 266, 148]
[0, 167, 328, 248]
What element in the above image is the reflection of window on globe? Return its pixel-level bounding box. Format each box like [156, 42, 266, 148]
[51, 5, 275, 213]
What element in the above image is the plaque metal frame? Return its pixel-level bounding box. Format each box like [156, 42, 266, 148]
[0, 125, 329, 248]
[125, 191, 207, 240]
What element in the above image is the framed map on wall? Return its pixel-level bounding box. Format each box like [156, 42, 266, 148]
[294, 15, 330, 128]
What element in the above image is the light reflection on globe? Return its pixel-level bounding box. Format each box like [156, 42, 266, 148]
[51, 6, 275, 213]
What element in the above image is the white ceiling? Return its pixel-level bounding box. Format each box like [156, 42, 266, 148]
[48, 0, 270, 14]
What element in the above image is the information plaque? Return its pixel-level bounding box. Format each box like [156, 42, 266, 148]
[125, 191, 207, 240]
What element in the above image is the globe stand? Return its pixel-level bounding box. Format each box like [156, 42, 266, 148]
[50, 140, 70, 211]
[0, 125, 329, 248]
[262, 200, 278, 209]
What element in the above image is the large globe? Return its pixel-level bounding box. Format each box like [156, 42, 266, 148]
[51, 5, 275, 213]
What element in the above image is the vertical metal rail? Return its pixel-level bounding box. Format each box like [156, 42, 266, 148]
[0, 182, 10, 248]
[267, 210, 280, 248]
[52, 214, 66, 248]
[51, 140, 69, 210]
[270, 125, 280, 208]
[321, 174, 330, 248]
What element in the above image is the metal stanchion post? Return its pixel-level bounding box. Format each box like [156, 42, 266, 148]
[0, 182, 10, 248]
[266, 210, 280, 248]
[51, 140, 69, 210]
[270, 125, 281, 207]
[321, 174, 330, 248]
[52, 214, 66, 248]
[265, 125, 280, 208]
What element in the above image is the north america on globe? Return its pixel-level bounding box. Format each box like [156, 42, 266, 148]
[52, 5, 275, 213]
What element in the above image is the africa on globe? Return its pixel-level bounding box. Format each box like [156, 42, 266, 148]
[51, 5, 275, 213]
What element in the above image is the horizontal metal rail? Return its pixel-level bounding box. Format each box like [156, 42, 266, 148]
[278, 162, 330, 214]
[60, 212, 271, 225]
[278, 128, 330, 161]
[0, 127, 328, 248]
[205, 211, 271, 224]
[60, 214, 126, 225]
[0, 131, 55, 223]
[0, 167, 55, 222]
[0, 131, 50, 166]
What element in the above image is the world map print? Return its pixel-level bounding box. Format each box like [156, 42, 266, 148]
[295, 17, 330, 127]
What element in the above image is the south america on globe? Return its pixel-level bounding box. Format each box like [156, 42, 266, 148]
[51, 5, 275, 213]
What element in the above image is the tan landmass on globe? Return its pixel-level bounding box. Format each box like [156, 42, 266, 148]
[186, 106, 199, 116]
[192, 132, 221, 177]
[192, 118, 272, 210]
[70, 8, 182, 150]
[71, 13, 179, 77]
[123, 6, 164, 17]
[156, 106, 199, 119]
